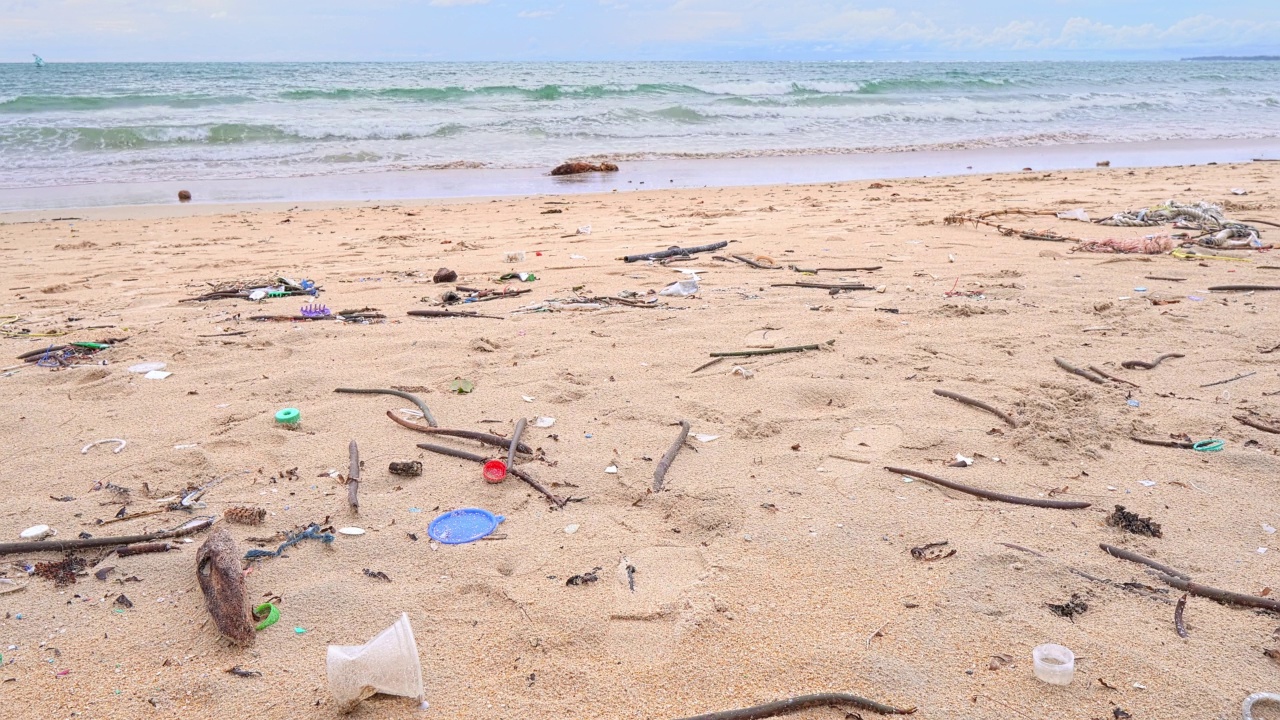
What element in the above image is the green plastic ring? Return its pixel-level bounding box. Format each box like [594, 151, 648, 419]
[1193, 439, 1224, 452]
[275, 408, 300, 425]
[253, 603, 280, 631]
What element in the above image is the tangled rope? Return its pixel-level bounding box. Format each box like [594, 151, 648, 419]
[244, 523, 334, 560]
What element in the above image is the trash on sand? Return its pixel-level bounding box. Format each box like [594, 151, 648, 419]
[659, 279, 699, 297]
[1232, 188, 1249, 196]
[949, 454, 974, 467]
[388, 461, 423, 477]
[604, 464, 618, 474]
[483, 460, 507, 483]
[693, 434, 719, 442]
[731, 366, 755, 379]
[449, 378, 474, 394]
[20, 525, 54, 540]
[577, 225, 592, 235]
[427, 508, 503, 544]
[143, 370, 172, 380]
[197, 526, 254, 646]
[275, 408, 300, 427]
[1056, 209, 1090, 222]
[1243, 692, 1280, 720]
[244, 523, 334, 560]
[338, 527, 366, 536]
[533, 416, 556, 428]
[522, 395, 535, 403]
[128, 362, 166, 373]
[504, 251, 526, 263]
[253, 602, 280, 631]
[1032, 644, 1075, 686]
[564, 524, 580, 534]
[82, 438, 126, 455]
[327, 613, 425, 713]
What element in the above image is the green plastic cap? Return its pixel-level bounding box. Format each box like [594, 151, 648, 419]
[275, 408, 300, 425]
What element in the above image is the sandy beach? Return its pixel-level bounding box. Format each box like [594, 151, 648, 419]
[2, 159, 1280, 720]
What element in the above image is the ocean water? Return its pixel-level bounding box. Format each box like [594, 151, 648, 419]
[1, 60, 1278, 189]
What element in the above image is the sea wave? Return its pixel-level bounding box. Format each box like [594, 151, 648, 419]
[0, 94, 254, 113]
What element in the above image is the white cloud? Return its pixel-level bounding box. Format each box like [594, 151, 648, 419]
[428, 0, 488, 5]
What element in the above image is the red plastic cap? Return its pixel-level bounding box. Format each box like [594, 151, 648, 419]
[483, 459, 507, 483]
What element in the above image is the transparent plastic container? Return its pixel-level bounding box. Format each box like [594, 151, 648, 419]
[327, 613, 425, 712]
[1032, 644, 1075, 685]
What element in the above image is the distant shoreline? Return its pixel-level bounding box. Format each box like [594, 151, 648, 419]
[2, 136, 1277, 219]
[1182, 56, 1280, 61]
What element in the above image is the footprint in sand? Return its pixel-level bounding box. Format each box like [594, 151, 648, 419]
[828, 425, 904, 500]
[608, 546, 708, 655]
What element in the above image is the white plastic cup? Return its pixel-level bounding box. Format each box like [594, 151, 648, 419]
[327, 613, 424, 712]
[1032, 643, 1075, 686]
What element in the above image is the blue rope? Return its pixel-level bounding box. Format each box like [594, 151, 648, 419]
[244, 523, 334, 560]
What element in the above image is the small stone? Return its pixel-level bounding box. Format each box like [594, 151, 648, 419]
[432, 268, 457, 283]
[564, 524, 579, 535]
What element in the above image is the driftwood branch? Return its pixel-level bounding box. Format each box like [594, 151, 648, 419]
[335, 387, 438, 427]
[730, 255, 783, 270]
[1089, 366, 1139, 388]
[621, 241, 729, 263]
[711, 340, 834, 358]
[653, 420, 691, 493]
[1121, 353, 1184, 370]
[1129, 435, 1194, 449]
[1174, 594, 1189, 638]
[197, 526, 254, 646]
[1159, 574, 1280, 613]
[407, 309, 505, 320]
[348, 439, 360, 513]
[386, 411, 533, 453]
[672, 692, 916, 720]
[1054, 356, 1108, 384]
[1098, 543, 1191, 580]
[770, 282, 872, 290]
[932, 388, 1020, 428]
[885, 467, 1090, 509]
[1208, 285, 1280, 292]
[507, 418, 527, 472]
[0, 516, 214, 557]
[1200, 371, 1257, 388]
[1235, 414, 1280, 434]
[415, 443, 566, 507]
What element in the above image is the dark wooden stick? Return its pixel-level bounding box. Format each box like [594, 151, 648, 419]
[1200, 371, 1256, 388]
[1145, 276, 1187, 282]
[1054, 356, 1107, 384]
[115, 542, 175, 557]
[885, 467, 1090, 509]
[507, 418, 527, 472]
[348, 439, 360, 513]
[0, 516, 214, 557]
[1209, 285, 1280, 292]
[1174, 594, 1189, 638]
[711, 340, 833, 358]
[770, 282, 872, 290]
[335, 387, 438, 427]
[1235, 414, 1280, 434]
[1098, 543, 1191, 580]
[386, 411, 533, 453]
[932, 388, 1021, 428]
[691, 357, 725, 374]
[1121, 353, 1184, 370]
[731, 255, 782, 270]
[415, 443, 565, 507]
[1158, 574, 1280, 613]
[653, 420, 691, 492]
[621, 241, 729, 263]
[407, 309, 505, 320]
[1089, 366, 1140, 388]
[672, 692, 916, 720]
[1130, 435, 1194, 449]
[790, 266, 883, 273]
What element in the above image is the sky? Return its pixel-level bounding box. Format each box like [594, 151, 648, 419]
[1, 0, 1276, 62]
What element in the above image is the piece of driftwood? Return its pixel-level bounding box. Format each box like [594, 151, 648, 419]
[1089, 366, 1139, 388]
[197, 526, 254, 646]
[730, 255, 782, 270]
[1175, 594, 1189, 638]
[1200, 371, 1256, 388]
[671, 692, 917, 720]
[347, 440, 360, 513]
[415, 443, 565, 507]
[1098, 543, 1191, 580]
[1235, 414, 1280, 434]
[1129, 435, 1194, 449]
[407, 309, 504, 320]
[885, 467, 1090, 509]
[1159, 574, 1280, 613]
[507, 418, 527, 473]
[334, 387, 438, 427]
[1209, 285, 1280, 292]
[0, 516, 214, 557]
[1121, 353, 1184, 370]
[932, 388, 1021, 428]
[386, 412, 533, 453]
[770, 282, 873, 290]
[621, 241, 729, 263]
[1054, 356, 1107, 384]
[116, 542, 175, 557]
[653, 420, 691, 492]
[710, 340, 834, 358]
[789, 266, 882, 273]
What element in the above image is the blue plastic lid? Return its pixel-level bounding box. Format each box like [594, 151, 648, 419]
[428, 508, 504, 544]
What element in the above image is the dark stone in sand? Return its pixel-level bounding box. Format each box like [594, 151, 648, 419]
[550, 162, 620, 176]
[433, 268, 458, 283]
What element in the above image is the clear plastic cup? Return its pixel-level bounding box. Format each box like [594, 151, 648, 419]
[1032, 643, 1075, 686]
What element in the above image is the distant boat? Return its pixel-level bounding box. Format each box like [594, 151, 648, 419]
[33, 54, 45, 68]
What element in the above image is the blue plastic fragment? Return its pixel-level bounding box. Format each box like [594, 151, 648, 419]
[1127, 399, 1140, 407]
[428, 508, 504, 545]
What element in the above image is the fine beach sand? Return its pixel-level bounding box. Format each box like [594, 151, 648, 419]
[1, 160, 1279, 719]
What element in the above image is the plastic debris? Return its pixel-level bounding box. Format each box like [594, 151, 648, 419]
[337, 527, 366, 536]
[144, 370, 172, 380]
[1056, 209, 1090, 222]
[659, 279, 698, 296]
[19, 525, 53, 540]
[427, 508, 503, 544]
[127, 362, 166, 373]
[604, 464, 618, 474]
[533, 416, 556, 428]
[564, 524, 579, 534]
[1032, 644, 1075, 685]
[327, 613, 424, 713]
[693, 434, 719, 442]
[81, 439, 126, 455]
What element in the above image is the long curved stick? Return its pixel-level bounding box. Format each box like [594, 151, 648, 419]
[932, 389, 1020, 428]
[335, 387, 438, 427]
[672, 692, 916, 720]
[885, 467, 1090, 509]
[386, 411, 532, 453]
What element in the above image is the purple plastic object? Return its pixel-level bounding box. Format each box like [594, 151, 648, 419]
[300, 304, 331, 318]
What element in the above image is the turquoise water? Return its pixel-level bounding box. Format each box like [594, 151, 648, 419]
[1, 61, 1277, 188]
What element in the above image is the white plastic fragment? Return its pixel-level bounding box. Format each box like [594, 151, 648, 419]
[1243, 692, 1280, 720]
[604, 464, 618, 474]
[82, 438, 127, 455]
[128, 362, 166, 373]
[954, 454, 973, 467]
[144, 370, 172, 380]
[533, 417, 556, 428]
[564, 524, 579, 534]
[569, 254, 587, 260]
[20, 525, 53, 540]
[338, 527, 366, 536]
[522, 396, 535, 403]
[327, 613, 424, 713]
[659, 279, 699, 296]
[1264, 524, 1276, 535]
[576, 225, 591, 235]
[1138, 480, 1156, 487]
[1056, 209, 1090, 222]
[731, 366, 755, 379]
[1032, 643, 1075, 686]
[693, 434, 719, 443]
[248, 289, 267, 301]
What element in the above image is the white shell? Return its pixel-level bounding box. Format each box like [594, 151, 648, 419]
[564, 524, 579, 535]
[20, 525, 52, 540]
[337, 527, 365, 536]
[533, 416, 555, 428]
